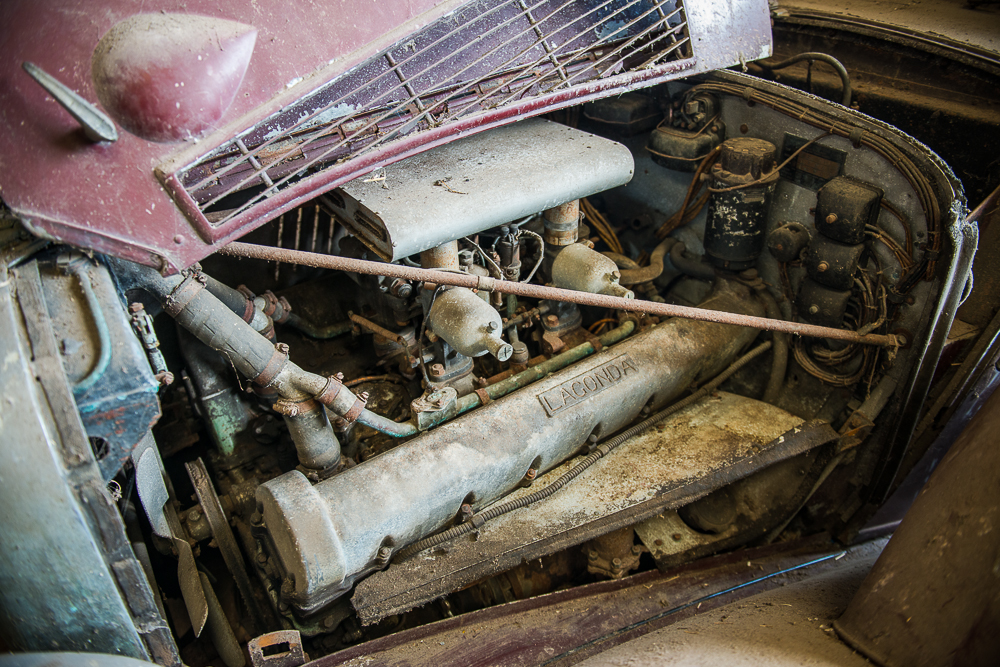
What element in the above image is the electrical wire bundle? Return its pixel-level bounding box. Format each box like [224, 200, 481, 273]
[793, 270, 887, 388]
[654, 145, 718, 240]
[688, 80, 940, 284]
[581, 197, 624, 254]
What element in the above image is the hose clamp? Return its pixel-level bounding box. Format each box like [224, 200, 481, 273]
[253, 343, 289, 387]
[342, 396, 368, 423]
[273, 398, 319, 418]
[474, 388, 492, 406]
[164, 271, 206, 316]
[315, 375, 344, 406]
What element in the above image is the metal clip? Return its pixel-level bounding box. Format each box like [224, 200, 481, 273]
[249, 630, 308, 667]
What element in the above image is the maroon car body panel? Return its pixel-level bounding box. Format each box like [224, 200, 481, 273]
[0, 0, 771, 272]
[0, 0, 456, 269]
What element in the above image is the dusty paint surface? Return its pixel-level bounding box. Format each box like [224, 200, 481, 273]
[353, 391, 815, 623]
[320, 538, 884, 667]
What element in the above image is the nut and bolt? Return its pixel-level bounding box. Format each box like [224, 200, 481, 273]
[358, 391, 370, 403]
[611, 558, 622, 570]
[280, 579, 294, 595]
[390, 279, 413, 298]
[256, 553, 268, 565]
[376, 546, 392, 565]
[188, 509, 201, 522]
[631, 545, 643, 555]
[808, 305, 820, 315]
[817, 261, 829, 272]
[322, 615, 338, 630]
[128, 302, 145, 314]
[525, 468, 537, 481]
[276, 342, 290, 354]
[429, 363, 445, 377]
[544, 314, 560, 328]
[825, 213, 838, 225]
[654, 539, 664, 546]
[671, 533, 683, 541]
[486, 321, 498, 333]
[588, 550, 599, 562]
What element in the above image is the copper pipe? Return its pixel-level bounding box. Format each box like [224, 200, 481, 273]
[348, 312, 407, 347]
[484, 355, 547, 385]
[344, 374, 406, 388]
[220, 242, 901, 348]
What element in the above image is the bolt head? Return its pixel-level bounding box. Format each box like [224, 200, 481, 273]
[189, 510, 201, 521]
[671, 533, 683, 541]
[817, 261, 829, 272]
[276, 342, 290, 354]
[544, 314, 559, 327]
[128, 302, 144, 314]
[588, 550, 599, 561]
[808, 305, 820, 315]
[825, 213, 838, 224]
[429, 363, 445, 377]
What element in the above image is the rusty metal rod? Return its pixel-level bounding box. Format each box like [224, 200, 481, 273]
[348, 311, 407, 347]
[220, 242, 900, 348]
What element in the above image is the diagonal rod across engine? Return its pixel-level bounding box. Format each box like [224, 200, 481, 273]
[220, 242, 901, 348]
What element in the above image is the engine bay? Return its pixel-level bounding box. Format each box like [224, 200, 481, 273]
[0, 69, 973, 665]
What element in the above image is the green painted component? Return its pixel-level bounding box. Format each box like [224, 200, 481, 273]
[202, 393, 249, 456]
[453, 320, 637, 419]
[488, 320, 635, 400]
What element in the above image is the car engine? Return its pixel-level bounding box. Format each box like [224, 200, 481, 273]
[0, 0, 978, 665]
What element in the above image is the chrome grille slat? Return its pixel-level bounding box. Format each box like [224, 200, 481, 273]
[174, 0, 691, 226]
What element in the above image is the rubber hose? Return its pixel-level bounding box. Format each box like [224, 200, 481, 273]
[394, 340, 773, 561]
[669, 242, 716, 281]
[203, 274, 252, 318]
[757, 288, 789, 405]
[616, 238, 678, 286]
[757, 52, 852, 107]
[602, 252, 640, 271]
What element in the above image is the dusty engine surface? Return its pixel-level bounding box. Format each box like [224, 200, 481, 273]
[0, 70, 972, 667]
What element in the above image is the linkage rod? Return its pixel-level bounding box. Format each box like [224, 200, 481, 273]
[219, 242, 900, 348]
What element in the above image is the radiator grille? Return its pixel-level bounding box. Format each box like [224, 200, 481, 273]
[175, 0, 691, 227]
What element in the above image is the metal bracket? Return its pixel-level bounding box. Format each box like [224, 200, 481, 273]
[249, 630, 308, 667]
